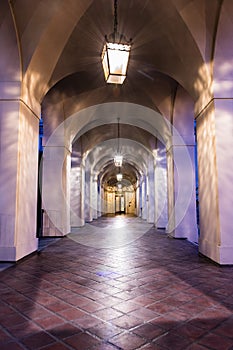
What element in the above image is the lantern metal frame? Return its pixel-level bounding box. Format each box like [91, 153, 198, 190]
[101, 0, 132, 84]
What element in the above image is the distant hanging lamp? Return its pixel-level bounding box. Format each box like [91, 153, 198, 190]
[101, 0, 132, 84]
[114, 117, 123, 167]
[116, 172, 123, 182]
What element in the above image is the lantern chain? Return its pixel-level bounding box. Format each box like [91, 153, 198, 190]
[114, 0, 118, 39]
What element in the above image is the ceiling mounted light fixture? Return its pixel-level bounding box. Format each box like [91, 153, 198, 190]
[116, 173, 123, 182]
[101, 0, 132, 84]
[114, 154, 123, 167]
[114, 117, 123, 167]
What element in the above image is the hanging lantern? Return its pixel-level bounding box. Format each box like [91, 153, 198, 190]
[101, 0, 132, 84]
[114, 154, 123, 167]
[116, 173, 123, 181]
[102, 43, 131, 84]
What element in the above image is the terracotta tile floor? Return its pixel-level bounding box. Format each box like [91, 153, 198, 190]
[1, 216, 233, 350]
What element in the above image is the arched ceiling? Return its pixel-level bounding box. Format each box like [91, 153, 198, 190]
[44, 0, 213, 100]
[4, 0, 228, 191]
[73, 125, 157, 186]
[72, 123, 157, 155]
[5, 0, 224, 106]
[100, 161, 139, 187]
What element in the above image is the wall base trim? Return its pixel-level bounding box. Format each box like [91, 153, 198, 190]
[199, 239, 233, 265]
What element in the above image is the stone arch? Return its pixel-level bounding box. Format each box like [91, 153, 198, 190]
[42, 101, 194, 237]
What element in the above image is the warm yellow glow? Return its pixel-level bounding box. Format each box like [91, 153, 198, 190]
[101, 42, 131, 84]
[114, 154, 123, 167]
[116, 173, 123, 181]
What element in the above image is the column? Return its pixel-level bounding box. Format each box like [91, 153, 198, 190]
[100, 186, 105, 216]
[166, 140, 198, 242]
[147, 160, 155, 223]
[42, 145, 71, 236]
[154, 146, 168, 228]
[80, 163, 85, 223]
[141, 175, 147, 220]
[135, 185, 140, 217]
[97, 182, 101, 218]
[70, 163, 85, 227]
[0, 98, 39, 261]
[196, 99, 233, 264]
[166, 86, 198, 242]
[92, 172, 98, 220]
[85, 170, 92, 222]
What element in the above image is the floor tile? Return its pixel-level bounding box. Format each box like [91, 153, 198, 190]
[21, 332, 56, 349]
[64, 332, 101, 350]
[73, 314, 102, 329]
[113, 300, 140, 313]
[197, 332, 233, 350]
[88, 322, 123, 340]
[0, 313, 28, 329]
[131, 295, 155, 306]
[93, 308, 123, 321]
[35, 315, 64, 329]
[98, 296, 122, 307]
[110, 332, 146, 350]
[39, 343, 72, 350]
[129, 307, 159, 321]
[0, 328, 14, 344]
[186, 344, 210, 350]
[0, 215, 233, 350]
[79, 300, 105, 312]
[7, 321, 42, 339]
[153, 328, 192, 349]
[140, 344, 166, 350]
[111, 314, 142, 329]
[0, 342, 25, 350]
[57, 307, 86, 320]
[93, 344, 120, 350]
[174, 323, 207, 340]
[214, 317, 233, 338]
[46, 301, 71, 312]
[147, 300, 176, 314]
[133, 322, 165, 340]
[48, 323, 81, 339]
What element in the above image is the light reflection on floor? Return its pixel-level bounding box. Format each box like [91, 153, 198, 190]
[0, 215, 233, 350]
[69, 215, 153, 249]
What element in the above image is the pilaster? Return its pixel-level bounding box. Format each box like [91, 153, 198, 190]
[196, 98, 233, 264]
[42, 145, 71, 236]
[0, 98, 39, 261]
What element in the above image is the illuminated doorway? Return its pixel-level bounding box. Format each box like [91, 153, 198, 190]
[115, 195, 125, 214]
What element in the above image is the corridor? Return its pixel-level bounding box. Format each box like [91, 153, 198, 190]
[0, 216, 233, 350]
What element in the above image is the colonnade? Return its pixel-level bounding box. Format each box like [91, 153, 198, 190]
[0, 98, 232, 264]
